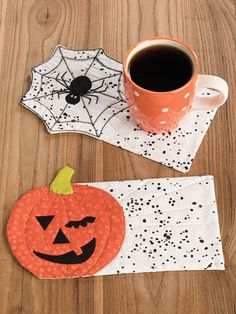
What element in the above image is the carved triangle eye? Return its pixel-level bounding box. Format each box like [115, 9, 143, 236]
[35, 215, 54, 230]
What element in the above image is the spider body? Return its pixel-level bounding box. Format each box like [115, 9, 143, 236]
[66, 76, 92, 104]
[55, 73, 108, 105]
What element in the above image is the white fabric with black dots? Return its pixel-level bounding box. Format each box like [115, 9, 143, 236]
[80, 175, 224, 276]
[21, 46, 217, 173]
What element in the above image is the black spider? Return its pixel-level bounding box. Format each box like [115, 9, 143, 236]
[53, 72, 108, 105]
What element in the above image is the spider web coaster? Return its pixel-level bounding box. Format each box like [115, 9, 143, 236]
[21, 45, 218, 173]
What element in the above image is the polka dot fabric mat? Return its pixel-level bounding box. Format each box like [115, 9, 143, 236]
[81, 175, 224, 276]
[21, 46, 219, 173]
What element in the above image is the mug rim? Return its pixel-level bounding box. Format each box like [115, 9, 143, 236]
[123, 37, 199, 94]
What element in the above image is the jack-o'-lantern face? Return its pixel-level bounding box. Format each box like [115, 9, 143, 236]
[7, 167, 125, 279]
[26, 192, 111, 276]
[33, 215, 96, 264]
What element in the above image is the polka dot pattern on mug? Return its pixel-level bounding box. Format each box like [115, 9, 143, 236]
[162, 108, 169, 112]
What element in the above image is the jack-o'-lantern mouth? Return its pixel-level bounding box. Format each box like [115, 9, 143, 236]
[33, 238, 96, 264]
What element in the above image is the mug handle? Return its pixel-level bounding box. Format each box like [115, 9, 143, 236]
[192, 75, 229, 110]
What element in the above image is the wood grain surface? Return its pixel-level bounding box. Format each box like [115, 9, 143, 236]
[0, 0, 235, 313]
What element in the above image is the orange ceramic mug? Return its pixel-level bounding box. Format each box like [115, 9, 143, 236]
[123, 37, 229, 133]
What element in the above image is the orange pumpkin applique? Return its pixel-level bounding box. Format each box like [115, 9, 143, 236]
[7, 167, 125, 279]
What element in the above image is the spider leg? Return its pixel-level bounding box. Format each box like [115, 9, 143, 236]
[84, 94, 99, 104]
[91, 73, 120, 83]
[61, 72, 70, 89]
[83, 95, 92, 104]
[55, 73, 69, 89]
[55, 73, 65, 86]
[90, 79, 104, 91]
[52, 89, 70, 94]
[98, 84, 109, 93]
[90, 81, 109, 94]
[89, 94, 99, 104]
[51, 89, 69, 99]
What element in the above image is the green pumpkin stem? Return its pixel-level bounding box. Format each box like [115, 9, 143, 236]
[50, 166, 74, 195]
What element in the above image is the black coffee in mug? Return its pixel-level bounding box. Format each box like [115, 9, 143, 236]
[129, 44, 194, 92]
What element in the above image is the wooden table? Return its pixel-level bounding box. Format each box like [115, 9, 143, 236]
[0, 1, 235, 313]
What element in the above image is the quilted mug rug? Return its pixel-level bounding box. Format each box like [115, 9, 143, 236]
[21, 45, 218, 173]
[7, 167, 224, 279]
